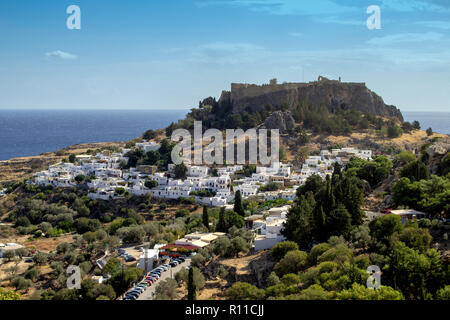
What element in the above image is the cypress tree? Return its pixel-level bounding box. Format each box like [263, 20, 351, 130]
[217, 207, 226, 232]
[314, 205, 327, 242]
[202, 205, 209, 229]
[234, 190, 245, 217]
[187, 267, 196, 300]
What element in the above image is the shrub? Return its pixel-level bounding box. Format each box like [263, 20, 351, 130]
[270, 241, 299, 262]
[227, 282, 265, 300]
[274, 250, 308, 276]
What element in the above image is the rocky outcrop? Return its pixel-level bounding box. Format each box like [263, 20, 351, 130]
[426, 141, 450, 157]
[219, 77, 404, 122]
[264, 111, 296, 132]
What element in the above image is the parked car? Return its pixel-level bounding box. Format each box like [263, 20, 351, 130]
[131, 287, 145, 293]
[125, 292, 140, 299]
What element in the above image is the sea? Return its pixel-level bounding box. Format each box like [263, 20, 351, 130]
[0, 110, 448, 162]
[0, 109, 187, 161]
[403, 112, 450, 135]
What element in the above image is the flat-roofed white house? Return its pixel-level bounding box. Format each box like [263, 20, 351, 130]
[188, 166, 209, 177]
[253, 211, 288, 251]
[137, 249, 159, 272]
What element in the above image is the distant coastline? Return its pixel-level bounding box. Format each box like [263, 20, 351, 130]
[0, 109, 448, 162]
[0, 109, 187, 161]
[403, 111, 450, 135]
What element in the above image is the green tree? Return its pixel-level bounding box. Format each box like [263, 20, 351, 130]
[399, 227, 431, 253]
[282, 193, 316, 249]
[74, 175, 85, 183]
[270, 241, 299, 262]
[336, 283, 404, 300]
[267, 272, 281, 286]
[395, 151, 416, 165]
[234, 190, 245, 217]
[274, 250, 308, 276]
[11, 276, 33, 292]
[202, 205, 209, 229]
[385, 242, 444, 299]
[400, 160, 430, 182]
[33, 252, 49, 266]
[144, 180, 158, 189]
[0, 288, 21, 300]
[142, 129, 157, 140]
[436, 286, 450, 300]
[213, 236, 231, 256]
[229, 236, 250, 257]
[327, 204, 352, 237]
[369, 214, 403, 248]
[187, 267, 196, 300]
[174, 163, 188, 180]
[155, 278, 178, 300]
[24, 267, 41, 282]
[3, 250, 16, 262]
[216, 207, 226, 232]
[387, 125, 402, 138]
[226, 282, 265, 300]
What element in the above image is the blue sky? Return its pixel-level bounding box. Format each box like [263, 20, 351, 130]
[0, 0, 449, 112]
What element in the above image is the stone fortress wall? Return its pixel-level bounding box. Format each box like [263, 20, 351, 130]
[220, 76, 403, 121]
[230, 76, 366, 102]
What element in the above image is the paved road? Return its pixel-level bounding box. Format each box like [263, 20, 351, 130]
[138, 258, 191, 300]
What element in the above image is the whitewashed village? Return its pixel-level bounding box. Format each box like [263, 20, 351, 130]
[28, 140, 374, 253]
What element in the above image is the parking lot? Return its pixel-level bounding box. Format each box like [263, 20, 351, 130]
[137, 257, 191, 300]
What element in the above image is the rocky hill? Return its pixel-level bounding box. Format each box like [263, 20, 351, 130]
[218, 76, 403, 121]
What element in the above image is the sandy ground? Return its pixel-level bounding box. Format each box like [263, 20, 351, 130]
[1, 234, 75, 253]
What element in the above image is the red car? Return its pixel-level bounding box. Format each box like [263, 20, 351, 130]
[144, 280, 153, 286]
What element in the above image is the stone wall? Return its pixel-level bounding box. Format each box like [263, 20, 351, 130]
[221, 77, 403, 121]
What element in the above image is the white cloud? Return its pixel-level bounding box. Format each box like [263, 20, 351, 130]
[366, 32, 445, 46]
[416, 21, 450, 30]
[168, 40, 450, 70]
[196, 0, 358, 16]
[45, 50, 78, 60]
[379, 0, 450, 12]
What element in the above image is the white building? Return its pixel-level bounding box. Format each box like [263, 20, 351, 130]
[137, 249, 159, 272]
[135, 141, 161, 153]
[253, 206, 289, 251]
